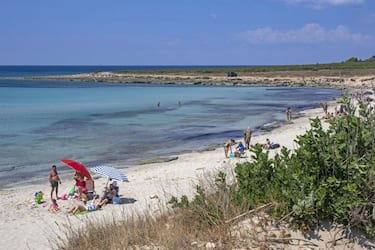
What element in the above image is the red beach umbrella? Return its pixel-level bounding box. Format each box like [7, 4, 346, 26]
[60, 159, 92, 179]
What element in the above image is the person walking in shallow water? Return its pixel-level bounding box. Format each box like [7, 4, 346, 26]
[49, 165, 61, 200]
[244, 127, 252, 149]
[287, 107, 292, 121]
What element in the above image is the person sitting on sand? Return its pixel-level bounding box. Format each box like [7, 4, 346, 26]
[224, 139, 235, 158]
[263, 138, 280, 150]
[48, 198, 59, 212]
[98, 184, 117, 206]
[235, 142, 246, 157]
[73, 172, 85, 199]
[236, 141, 245, 152]
[322, 112, 333, 121]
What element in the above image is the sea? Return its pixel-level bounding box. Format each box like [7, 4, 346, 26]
[0, 66, 342, 188]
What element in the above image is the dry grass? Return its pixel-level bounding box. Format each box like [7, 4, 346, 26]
[53, 170, 359, 250]
[54, 170, 242, 249]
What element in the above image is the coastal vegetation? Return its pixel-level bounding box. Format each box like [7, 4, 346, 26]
[114, 56, 375, 75]
[233, 97, 375, 234]
[57, 97, 375, 249]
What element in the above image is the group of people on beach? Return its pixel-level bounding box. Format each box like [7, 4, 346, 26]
[224, 126, 252, 158]
[48, 165, 119, 214]
[224, 111, 286, 158]
[320, 101, 348, 121]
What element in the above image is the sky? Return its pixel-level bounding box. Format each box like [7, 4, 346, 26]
[1, 0, 374, 66]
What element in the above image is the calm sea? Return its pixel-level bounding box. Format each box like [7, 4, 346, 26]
[0, 66, 342, 188]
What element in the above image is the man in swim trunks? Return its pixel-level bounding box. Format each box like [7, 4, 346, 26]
[49, 165, 61, 200]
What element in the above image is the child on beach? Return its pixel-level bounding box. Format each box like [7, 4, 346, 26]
[48, 199, 59, 212]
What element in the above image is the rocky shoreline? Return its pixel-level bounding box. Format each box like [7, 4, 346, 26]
[25, 69, 375, 89]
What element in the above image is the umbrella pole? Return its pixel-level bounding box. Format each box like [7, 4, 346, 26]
[105, 177, 110, 188]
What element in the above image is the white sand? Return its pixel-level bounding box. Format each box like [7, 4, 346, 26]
[0, 104, 373, 249]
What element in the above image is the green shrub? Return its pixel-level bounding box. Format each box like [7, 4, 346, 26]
[233, 98, 375, 235]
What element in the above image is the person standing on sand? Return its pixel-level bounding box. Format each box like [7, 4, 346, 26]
[49, 165, 61, 200]
[244, 127, 252, 149]
[286, 107, 292, 122]
[322, 102, 328, 114]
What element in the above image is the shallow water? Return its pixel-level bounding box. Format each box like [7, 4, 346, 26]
[0, 66, 342, 187]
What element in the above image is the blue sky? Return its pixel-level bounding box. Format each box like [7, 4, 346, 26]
[1, 0, 374, 65]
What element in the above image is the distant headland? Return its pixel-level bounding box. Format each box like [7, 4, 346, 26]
[25, 57, 375, 89]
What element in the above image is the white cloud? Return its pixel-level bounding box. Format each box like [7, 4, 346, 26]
[237, 23, 369, 44]
[283, 0, 364, 8]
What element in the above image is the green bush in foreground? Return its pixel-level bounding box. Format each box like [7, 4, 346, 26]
[234, 98, 375, 235]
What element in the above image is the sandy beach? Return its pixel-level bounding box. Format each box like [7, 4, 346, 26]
[2, 99, 374, 249]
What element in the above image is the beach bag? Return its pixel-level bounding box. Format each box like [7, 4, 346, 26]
[69, 185, 76, 196]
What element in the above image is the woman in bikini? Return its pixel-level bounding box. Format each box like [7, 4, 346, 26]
[224, 139, 235, 158]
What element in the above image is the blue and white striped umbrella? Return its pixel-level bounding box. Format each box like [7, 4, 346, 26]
[90, 165, 129, 182]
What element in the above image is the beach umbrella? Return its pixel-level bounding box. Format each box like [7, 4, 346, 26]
[90, 165, 129, 182]
[60, 159, 92, 179]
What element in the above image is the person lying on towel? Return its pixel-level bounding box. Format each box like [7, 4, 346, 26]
[263, 138, 280, 150]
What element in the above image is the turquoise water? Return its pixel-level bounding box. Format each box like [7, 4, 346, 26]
[0, 66, 342, 187]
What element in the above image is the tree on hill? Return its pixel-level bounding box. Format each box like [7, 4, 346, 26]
[345, 57, 360, 63]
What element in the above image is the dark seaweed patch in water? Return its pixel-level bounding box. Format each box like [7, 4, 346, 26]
[89, 108, 162, 119]
[0, 165, 16, 173]
[260, 121, 284, 132]
[178, 124, 216, 129]
[32, 117, 108, 135]
[182, 100, 211, 106]
[182, 129, 242, 141]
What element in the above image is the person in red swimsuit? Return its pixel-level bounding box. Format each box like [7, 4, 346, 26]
[74, 172, 86, 199]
